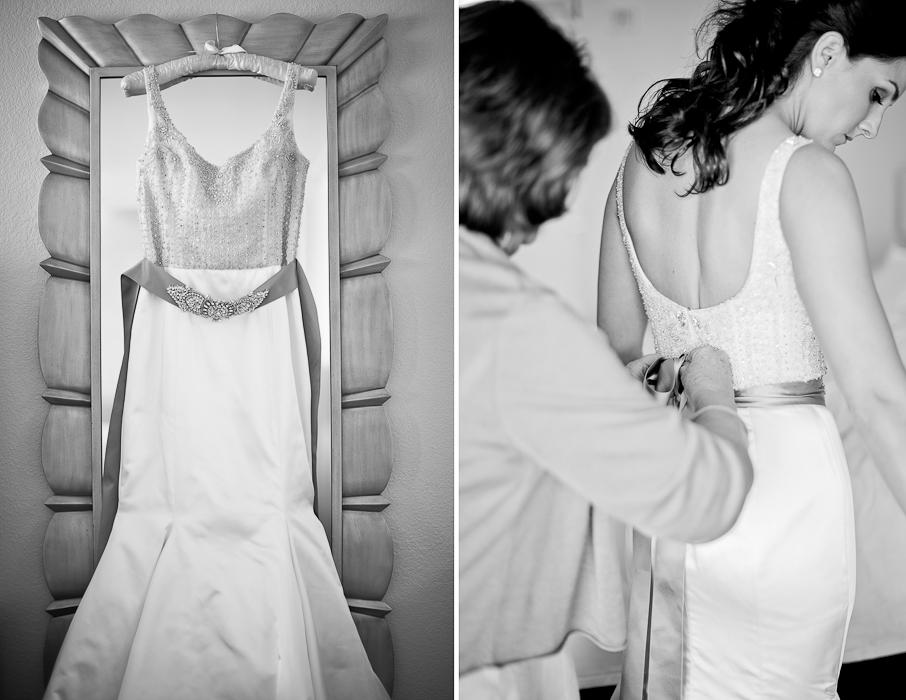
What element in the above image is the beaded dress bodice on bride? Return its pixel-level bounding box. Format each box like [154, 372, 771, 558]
[139, 62, 310, 269]
[617, 135, 827, 390]
[617, 135, 855, 700]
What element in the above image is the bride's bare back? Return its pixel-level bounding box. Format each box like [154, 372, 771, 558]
[619, 116, 794, 312]
[599, 108, 906, 516]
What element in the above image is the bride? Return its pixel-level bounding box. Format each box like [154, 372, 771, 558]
[597, 0, 906, 697]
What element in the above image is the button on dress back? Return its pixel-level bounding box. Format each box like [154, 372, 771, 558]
[138, 63, 310, 270]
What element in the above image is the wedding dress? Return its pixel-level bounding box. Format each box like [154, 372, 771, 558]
[43, 62, 389, 700]
[617, 135, 855, 699]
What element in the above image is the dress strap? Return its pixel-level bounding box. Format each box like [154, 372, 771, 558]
[143, 65, 158, 109]
[615, 143, 632, 240]
[275, 63, 319, 120]
[754, 135, 812, 253]
[141, 65, 155, 123]
[275, 63, 299, 122]
[615, 142, 652, 295]
[142, 64, 170, 131]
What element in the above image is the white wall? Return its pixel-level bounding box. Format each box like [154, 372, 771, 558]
[0, 2, 453, 699]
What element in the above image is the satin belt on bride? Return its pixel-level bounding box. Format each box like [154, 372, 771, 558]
[734, 378, 825, 407]
[632, 379, 825, 700]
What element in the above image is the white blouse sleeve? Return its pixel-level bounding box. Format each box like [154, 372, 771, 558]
[496, 291, 751, 543]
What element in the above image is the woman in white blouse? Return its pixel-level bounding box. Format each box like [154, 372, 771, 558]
[459, 2, 756, 698]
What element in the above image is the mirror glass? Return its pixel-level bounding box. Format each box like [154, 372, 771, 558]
[98, 73, 335, 539]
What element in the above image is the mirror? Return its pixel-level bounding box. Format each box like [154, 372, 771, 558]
[38, 13, 394, 689]
[97, 71, 338, 543]
[98, 71, 339, 540]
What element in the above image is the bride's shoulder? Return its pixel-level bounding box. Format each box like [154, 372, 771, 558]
[620, 140, 651, 181]
[779, 142, 863, 250]
[783, 142, 856, 202]
[621, 140, 694, 196]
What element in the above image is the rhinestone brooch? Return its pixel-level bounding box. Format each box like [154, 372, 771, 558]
[166, 285, 269, 321]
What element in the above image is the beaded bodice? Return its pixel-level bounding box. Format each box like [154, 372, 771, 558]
[138, 63, 309, 269]
[618, 135, 827, 390]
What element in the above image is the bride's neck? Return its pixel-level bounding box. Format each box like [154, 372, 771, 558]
[765, 76, 810, 136]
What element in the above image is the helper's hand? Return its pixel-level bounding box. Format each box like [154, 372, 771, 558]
[625, 353, 677, 393]
[680, 345, 736, 413]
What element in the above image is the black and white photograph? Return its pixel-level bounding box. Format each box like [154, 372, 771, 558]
[6, 0, 906, 698]
[459, 1, 906, 698]
[0, 2, 452, 699]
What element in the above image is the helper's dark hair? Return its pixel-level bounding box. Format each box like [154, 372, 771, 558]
[459, 1, 610, 241]
[630, 0, 906, 195]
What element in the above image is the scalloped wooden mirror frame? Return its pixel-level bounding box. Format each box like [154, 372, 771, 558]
[36, 12, 394, 692]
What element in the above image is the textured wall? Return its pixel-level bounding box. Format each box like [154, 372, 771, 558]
[0, 2, 453, 699]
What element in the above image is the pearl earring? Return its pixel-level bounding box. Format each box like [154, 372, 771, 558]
[812, 67, 823, 77]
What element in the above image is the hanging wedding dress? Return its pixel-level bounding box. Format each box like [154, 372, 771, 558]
[44, 62, 389, 700]
[617, 136, 856, 699]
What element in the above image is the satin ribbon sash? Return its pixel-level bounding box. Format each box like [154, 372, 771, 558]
[645, 357, 825, 409]
[626, 375, 826, 699]
[625, 531, 686, 700]
[99, 259, 322, 555]
[123, 258, 303, 316]
[735, 378, 826, 407]
[642, 355, 686, 410]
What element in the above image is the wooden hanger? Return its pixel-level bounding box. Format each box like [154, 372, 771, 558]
[120, 13, 316, 96]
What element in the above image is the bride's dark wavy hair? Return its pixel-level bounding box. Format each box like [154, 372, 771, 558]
[631, 0, 906, 194]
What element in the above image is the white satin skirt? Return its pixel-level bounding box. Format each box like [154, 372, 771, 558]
[44, 266, 388, 700]
[622, 404, 856, 700]
[460, 651, 581, 700]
